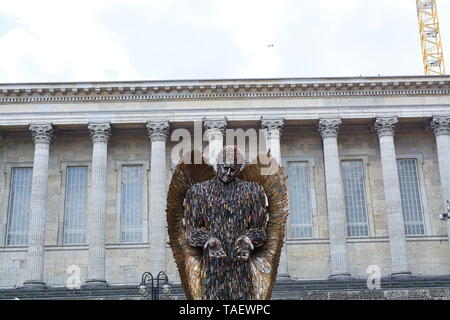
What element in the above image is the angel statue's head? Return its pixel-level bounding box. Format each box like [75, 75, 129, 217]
[215, 145, 246, 184]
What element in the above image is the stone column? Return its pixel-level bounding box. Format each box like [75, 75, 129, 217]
[85, 123, 111, 288]
[261, 118, 290, 280]
[23, 124, 53, 289]
[203, 118, 227, 165]
[146, 121, 169, 274]
[374, 117, 411, 277]
[318, 119, 351, 279]
[262, 119, 283, 163]
[431, 116, 450, 252]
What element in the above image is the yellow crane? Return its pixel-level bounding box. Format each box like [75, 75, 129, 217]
[416, 0, 446, 75]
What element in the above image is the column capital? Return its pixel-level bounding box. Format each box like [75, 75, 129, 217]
[146, 120, 169, 142]
[29, 123, 53, 145]
[203, 118, 227, 134]
[431, 116, 450, 136]
[374, 117, 398, 137]
[318, 118, 341, 138]
[261, 118, 284, 131]
[88, 122, 111, 143]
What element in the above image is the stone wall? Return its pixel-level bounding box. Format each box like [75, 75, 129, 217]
[0, 125, 449, 288]
[282, 127, 450, 280]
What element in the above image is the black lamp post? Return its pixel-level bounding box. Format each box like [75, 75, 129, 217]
[138, 271, 171, 300]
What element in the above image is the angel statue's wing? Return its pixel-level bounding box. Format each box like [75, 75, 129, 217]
[238, 151, 289, 300]
[167, 150, 288, 300]
[167, 150, 215, 300]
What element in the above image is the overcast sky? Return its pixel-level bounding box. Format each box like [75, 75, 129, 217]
[0, 0, 449, 83]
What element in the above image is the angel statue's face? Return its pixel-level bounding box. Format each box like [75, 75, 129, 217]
[216, 163, 241, 184]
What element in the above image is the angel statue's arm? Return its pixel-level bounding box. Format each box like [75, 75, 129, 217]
[183, 186, 215, 247]
[239, 185, 268, 248]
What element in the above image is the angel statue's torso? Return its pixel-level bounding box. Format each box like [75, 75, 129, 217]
[184, 176, 267, 300]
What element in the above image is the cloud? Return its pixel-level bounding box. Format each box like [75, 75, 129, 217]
[274, 0, 426, 77]
[0, 0, 448, 83]
[0, 0, 139, 82]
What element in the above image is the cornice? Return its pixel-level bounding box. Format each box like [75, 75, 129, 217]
[0, 77, 449, 104]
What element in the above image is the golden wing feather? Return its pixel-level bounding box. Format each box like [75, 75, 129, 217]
[166, 150, 215, 300]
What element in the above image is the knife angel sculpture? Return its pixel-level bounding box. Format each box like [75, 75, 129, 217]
[167, 147, 288, 300]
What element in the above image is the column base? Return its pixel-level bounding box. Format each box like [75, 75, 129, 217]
[21, 280, 46, 290]
[391, 271, 412, 279]
[82, 279, 109, 289]
[276, 273, 291, 281]
[328, 273, 352, 281]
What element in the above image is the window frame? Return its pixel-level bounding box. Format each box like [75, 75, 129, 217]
[58, 162, 91, 246]
[115, 160, 149, 244]
[341, 159, 370, 238]
[339, 155, 375, 238]
[283, 156, 317, 240]
[2, 162, 33, 247]
[58, 161, 91, 246]
[396, 155, 431, 236]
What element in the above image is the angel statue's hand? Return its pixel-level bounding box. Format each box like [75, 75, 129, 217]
[204, 237, 226, 259]
[234, 235, 254, 261]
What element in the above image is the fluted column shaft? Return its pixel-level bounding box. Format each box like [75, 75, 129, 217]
[262, 119, 290, 280]
[431, 116, 450, 251]
[204, 119, 227, 165]
[24, 124, 53, 288]
[435, 133, 450, 202]
[265, 130, 281, 163]
[375, 117, 410, 276]
[147, 121, 169, 274]
[318, 119, 350, 279]
[85, 123, 111, 287]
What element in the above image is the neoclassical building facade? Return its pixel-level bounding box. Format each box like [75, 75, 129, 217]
[0, 75, 450, 288]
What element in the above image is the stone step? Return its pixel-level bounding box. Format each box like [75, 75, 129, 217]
[1, 276, 450, 300]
